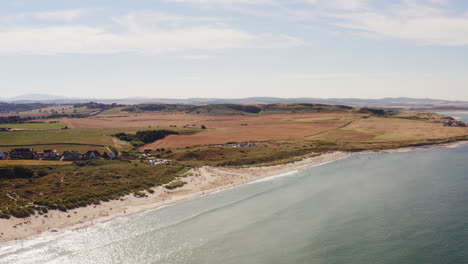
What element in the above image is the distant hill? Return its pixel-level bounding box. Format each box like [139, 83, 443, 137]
[0, 102, 52, 113]
[2, 94, 468, 110]
[124, 103, 355, 115]
[4, 94, 68, 102]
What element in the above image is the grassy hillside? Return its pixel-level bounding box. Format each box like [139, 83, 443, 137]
[0, 103, 52, 113]
[123, 103, 356, 115]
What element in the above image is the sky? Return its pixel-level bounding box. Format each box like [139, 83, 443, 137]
[1, 0, 468, 100]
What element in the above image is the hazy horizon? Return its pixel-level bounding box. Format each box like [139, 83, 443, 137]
[1, 93, 467, 102]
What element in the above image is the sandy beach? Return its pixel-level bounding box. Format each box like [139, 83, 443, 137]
[0, 151, 351, 246]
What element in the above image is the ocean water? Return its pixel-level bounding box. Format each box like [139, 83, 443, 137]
[1, 113, 468, 264]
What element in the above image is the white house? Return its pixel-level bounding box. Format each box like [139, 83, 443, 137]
[43, 149, 59, 160]
[109, 151, 118, 160]
[148, 159, 177, 165]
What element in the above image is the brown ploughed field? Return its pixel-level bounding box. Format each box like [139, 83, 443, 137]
[56, 112, 360, 148]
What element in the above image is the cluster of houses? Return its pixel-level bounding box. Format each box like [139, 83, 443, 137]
[140, 153, 177, 165]
[219, 142, 260, 148]
[0, 148, 118, 161]
[441, 119, 466, 127]
[148, 159, 177, 165]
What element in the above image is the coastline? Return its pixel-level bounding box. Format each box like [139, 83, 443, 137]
[1, 140, 468, 246]
[0, 151, 350, 246]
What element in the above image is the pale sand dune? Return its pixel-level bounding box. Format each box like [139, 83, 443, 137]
[0, 152, 350, 245]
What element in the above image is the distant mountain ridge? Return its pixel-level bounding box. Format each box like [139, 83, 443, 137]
[6, 94, 69, 101]
[1, 94, 468, 108]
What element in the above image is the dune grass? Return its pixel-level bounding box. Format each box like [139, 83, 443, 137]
[0, 160, 184, 218]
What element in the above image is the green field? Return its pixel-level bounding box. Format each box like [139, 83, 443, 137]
[0, 128, 119, 146]
[0, 127, 199, 153]
[0, 144, 108, 153]
[0, 160, 73, 167]
[99, 107, 128, 115]
[0, 122, 67, 130]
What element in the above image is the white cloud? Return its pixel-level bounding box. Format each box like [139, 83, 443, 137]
[299, 0, 468, 46]
[165, 0, 274, 5]
[0, 11, 302, 55]
[286, 73, 362, 79]
[179, 54, 216, 60]
[285, 72, 435, 80]
[422, 0, 449, 5]
[285, 72, 406, 79]
[305, 0, 369, 11]
[34, 9, 86, 22]
[334, 10, 468, 45]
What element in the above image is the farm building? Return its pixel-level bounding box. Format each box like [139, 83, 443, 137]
[10, 148, 36, 160]
[442, 119, 466, 127]
[43, 149, 60, 160]
[217, 142, 260, 148]
[109, 151, 118, 160]
[62, 151, 81, 161]
[84, 151, 101, 159]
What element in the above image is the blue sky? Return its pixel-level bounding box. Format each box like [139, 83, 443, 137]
[1, 0, 468, 99]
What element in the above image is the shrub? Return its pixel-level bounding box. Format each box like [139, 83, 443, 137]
[131, 140, 145, 147]
[115, 130, 179, 144]
[0, 166, 35, 179]
[9, 206, 34, 218]
[0, 212, 10, 219]
[165, 181, 186, 190]
[37, 170, 49, 177]
[0, 168, 14, 179]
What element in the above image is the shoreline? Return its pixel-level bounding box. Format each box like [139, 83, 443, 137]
[1, 140, 468, 246]
[0, 152, 350, 246]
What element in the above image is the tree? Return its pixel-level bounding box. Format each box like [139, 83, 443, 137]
[201, 125, 207, 129]
[102, 152, 109, 159]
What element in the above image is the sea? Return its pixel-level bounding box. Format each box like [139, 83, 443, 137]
[1, 112, 468, 264]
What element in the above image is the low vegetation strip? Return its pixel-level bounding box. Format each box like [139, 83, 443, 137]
[0, 143, 106, 147]
[0, 160, 72, 166]
[165, 181, 186, 190]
